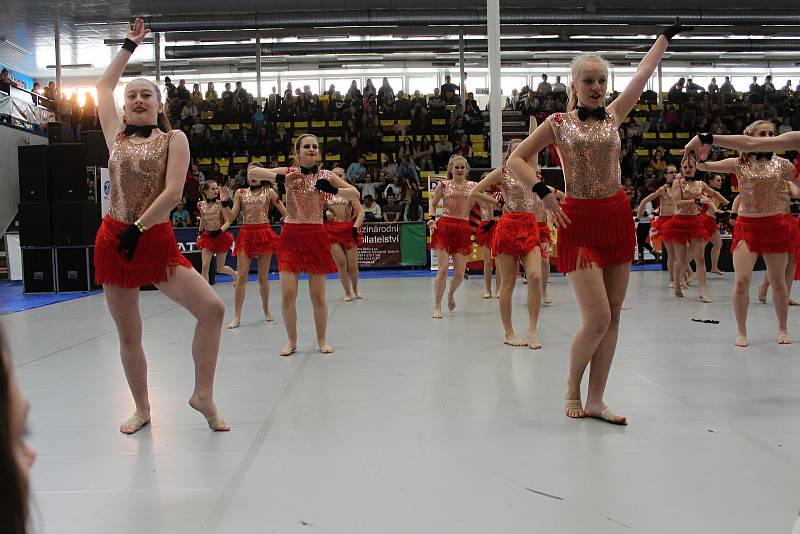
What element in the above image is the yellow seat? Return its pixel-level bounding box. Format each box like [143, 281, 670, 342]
[397, 119, 411, 126]
[669, 149, 683, 156]
[635, 149, 650, 157]
[659, 132, 674, 139]
[252, 156, 267, 163]
[210, 124, 223, 131]
[676, 132, 690, 139]
[328, 120, 343, 127]
[383, 135, 396, 142]
[293, 121, 309, 129]
[242, 123, 252, 129]
[327, 154, 340, 161]
[197, 157, 212, 165]
[219, 167, 228, 175]
[312, 121, 326, 128]
[365, 153, 378, 161]
[233, 156, 249, 164]
[644, 132, 657, 139]
[432, 118, 446, 126]
[226, 123, 240, 130]
[380, 119, 395, 126]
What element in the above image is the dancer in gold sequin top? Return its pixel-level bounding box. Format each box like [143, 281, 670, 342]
[196, 180, 237, 284]
[325, 167, 366, 302]
[695, 120, 800, 346]
[506, 20, 687, 425]
[636, 164, 682, 288]
[93, 18, 228, 434]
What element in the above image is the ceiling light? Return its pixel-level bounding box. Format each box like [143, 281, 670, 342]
[46, 64, 94, 69]
[0, 38, 30, 55]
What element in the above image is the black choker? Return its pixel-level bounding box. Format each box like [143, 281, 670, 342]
[123, 124, 159, 137]
[249, 185, 263, 191]
[755, 152, 773, 161]
[576, 106, 606, 122]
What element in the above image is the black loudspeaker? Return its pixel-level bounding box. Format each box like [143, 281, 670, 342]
[22, 248, 56, 293]
[49, 143, 88, 200]
[56, 247, 97, 292]
[18, 203, 52, 246]
[47, 121, 71, 144]
[83, 130, 109, 167]
[18, 145, 51, 202]
[51, 202, 101, 245]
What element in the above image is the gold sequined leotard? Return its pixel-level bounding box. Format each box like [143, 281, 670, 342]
[498, 167, 537, 213]
[735, 156, 797, 217]
[328, 194, 355, 222]
[239, 187, 274, 224]
[676, 179, 704, 215]
[659, 185, 677, 216]
[108, 131, 174, 223]
[478, 187, 503, 221]
[199, 200, 225, 230]
[546, 111, 621, 199]
[439, 179, 476, 220]
[284, 167, 332, 224]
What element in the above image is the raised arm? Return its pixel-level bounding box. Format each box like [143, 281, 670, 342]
[607, 32, 671, 124]
[136, 131, 190, 227]
[221, 189, 242, 230]
[696, 158, 737, 174]
[469, 168, 502, 206]
[686, 131, 800, 159]
[327, 173, 360, 202]
[636, 187, 665, 218]
[96, 18, 150, 151]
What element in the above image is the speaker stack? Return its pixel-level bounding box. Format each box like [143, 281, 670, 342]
[18, 142, 100, 293]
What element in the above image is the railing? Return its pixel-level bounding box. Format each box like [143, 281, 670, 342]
[0, 83, 56, 132]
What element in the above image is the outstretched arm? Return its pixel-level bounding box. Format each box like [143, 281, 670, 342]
[686, 131, 800, 158]
[469, 168, 502, 206]
[702, 183, 729, 206]
[636, 187, 664, 218]
[696, 158, 737, 174]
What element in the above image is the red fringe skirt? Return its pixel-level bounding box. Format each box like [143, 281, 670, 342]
[557, 189, 635, 273]
[430, 216, 473, 256]
[700, 214, 719, 240]
[793, 215, 800, 280]
[94, 215, 192, 288]
[278, 223, 337, 274]
[475, 219, 498, 248]
[233, 224, 279, 258]
[731, 214, 796, 255]
[197, 230, 234, 254]
[325, 221, 363, 249]
[537, 220, 552, 259]
[659, 214, 713, 244]
[492, 212, 541, 259]
[650, 215, 673, 239]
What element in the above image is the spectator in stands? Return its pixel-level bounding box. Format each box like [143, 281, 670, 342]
[171, 201, 191, 227]
[435, 134, 454, 170]
[397, 137, 415, 163]
[164, 76, 176, 99]
[400, 176, 420, 209]
[191, 83, 203, 106]
[363, 78, 376, 100]
[552, 75, 566, 94]
[537, 73, 552, 96]
[440, 75, 459, 104]
[404, 195, 423, 222]
[378, 77, 395, 106]
[43, 80, 57, 100]
[428, 87, 446, 116]
[749, 76, 761, 96]
[205, 82, 218, 103]
[176, 79, 190, 103]
[668, 78, 685, 102]
[707, 77, 719, 97]
[764, 75, 776, 96]
[681, 98, 698, 131]
[383, 192, 402, 222]
[415, 136, 435, 171]
[346, 80, 362, 106]
[464, 99, 484, 134]
[68, 92, 81, 138]
[397, 155, 420, 185]
[395, 91, 413, 118]
[382, 153, 399, 182]
[649, 109, 667, 132]
[341, 135, 364, 168]
[347, 156, 368, 183]
[664, 105, 681, 131]
[623, 117, 643, 145]
[778, 116, 793, 134]
[81, 92, 98, 131]
[362, 194, 382, 221]
[411, 105, 431, 134]
[180, 99, 198, 125]
[720, 76, 735, 98]
[455, 134, 473, 160]
[648, 150, 667, 179]
[359, 171, 381, 200]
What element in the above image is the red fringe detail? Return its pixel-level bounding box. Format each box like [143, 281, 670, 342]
[325, 221, 362, 249]
[699, 214, 719, 240]
[429, 216, 473, 256]
[94, 216, 192, 288]
[537, 221, 552, 259]
[793, 215, 800, 280]
[197, 230, 234, 253]
[474, 219, 497, 248]
[659, 214, 709, 244]
[557, 190, 636, 273]
[492, 212, 541, 259]
[233, 224, 279, 258]
[650, 215, 672, 238]
[732, 214, 796, 255]
[278, 223, 337, 274]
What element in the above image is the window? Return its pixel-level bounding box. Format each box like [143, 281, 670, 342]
[500, 76, 527, 96]
[464, 75, 486, 95]
[284, 79, 320, 95]
[325, 78, 360, 95]
[408, 76, 437, 95]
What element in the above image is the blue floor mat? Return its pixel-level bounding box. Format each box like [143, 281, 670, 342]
[0, 281, 101, 315]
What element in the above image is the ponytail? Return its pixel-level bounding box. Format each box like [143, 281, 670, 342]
[567, 86, 578, 112]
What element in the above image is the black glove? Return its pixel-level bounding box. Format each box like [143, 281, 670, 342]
[315, 178, 339, 195]
[351, 226, 359, 241]
[493, 209, 503, 218]
[730, 213, 738, 221]
[483, 219, 497, 233]
[221, 198, 233, 209]
[208, 229, 223, 237]
[661, 18, 693, 41]
[117, 224, 142, 261]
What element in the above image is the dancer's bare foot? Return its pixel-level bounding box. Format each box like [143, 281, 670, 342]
[503, 334, 527, 347]
[432, 309, 442, 319]
[584, 402, 627, 425]
[227, 317, 241, 329]
[790, 299, 799, 306]
[279, 345, 296, 357]
[355, 292, 364, 299]
[319, 344, 335, 354]
[735, 335, 748, 347]
[189, 396, 230, 432]
[668, 281, 675, 289]
[542, 295, 552, 305]
[447, 292, 456, 312]
[674, 286, 684, 298]
[699, 294, 712, 303]
[757, 290, 767, 304]
[264, 311, 275, 322]
[565, 399, 585, 419]
[120, 412, 150, 434]
[528, 334, 542, 350]
[343, 295, 353, 302]
[711, 269, 724, 275]
[482, 291, 492, 299]
[779, 332, 792, 345]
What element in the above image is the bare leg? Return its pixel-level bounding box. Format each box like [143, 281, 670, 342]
[104, 286, 150, 433]
[787, 252, 798, 305]
[432, 248, 449, 318]
[709, 231, 723, 274]
[521, 249, 543, 349]
[200, 249, 213, 282]
[257, 254, 274, 321]
[157, 267, 229, 431]
[582, 263, 631, 425]
[228, 253, 251, 328]
[672, 242, 689, 297]
[541, 246, 551, 304]
[763, 252, 791, 344]
[331, 243, 353, 300]
[664, 241, 676, 287]
[732, 243, 758, 347]
[758, 273, 770, 303]
[215, 253, 237, 279]
[690, 238, 710, 301]
[482, 245, 493, 298]
[447, 254, 467, 312]
[279, 271, 299, 355]
[497, 253, 526, 346]
[345, 245, 362, 299]
[308, 273, 333, 353]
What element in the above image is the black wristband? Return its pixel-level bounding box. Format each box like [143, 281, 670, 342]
[698, 132, 714, 146]
[532, 181, 552, 200]
[694, 199, 702, 207]
[122, 38, 138, 53]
